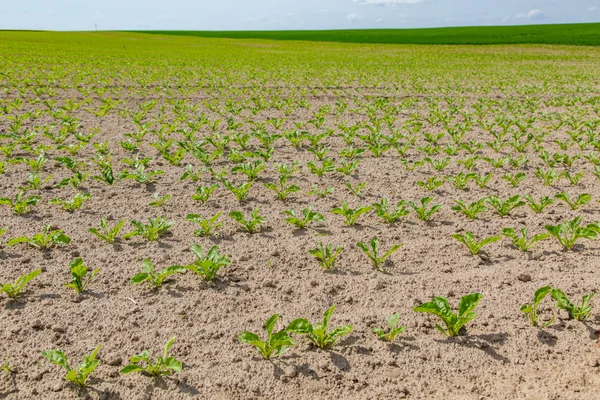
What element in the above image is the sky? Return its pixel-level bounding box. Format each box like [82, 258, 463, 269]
[0, 0, 598, 31]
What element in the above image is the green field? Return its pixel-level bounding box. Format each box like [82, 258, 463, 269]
[130, 22, 600, 46]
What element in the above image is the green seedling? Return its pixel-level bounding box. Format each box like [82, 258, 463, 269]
[149, 193, 171, 207]
[344, 181, 366, 197]
[409, 197, 443, 222]
[179, 164, 203, 182]
[88, 217, 125, 243]
[231, 160, 264, 181]
[182, 244, 230, 282]
[373, 313, 407, 342]
[229, 209, 264, 233]
[192, 184, 218, 203]
[308, 242, 343, 270]
[501, 227, 549, 252]
[416, 176, 444, 191]
[474, 172, 494, 189]
[555, 192, 591, 210]
[186, 213, 222, 237]
[287, 305, 353, 350]
[357, 237, 401, 272]
[264, 177, 300, 201]
[123, 218, 175, 242]
[284, 207, 324, 229]
[551, 289, 594, 321]
[307, 159, 335, 177]
[308, 184, 334, 198]
[503, 172, 526, 188]
[451, 231, 500, 255]
[7, 225, 70, 249]
[1, 269, 42, 298]
[121, 337, 182, 377]
[413, 293, 483, 337]
[451, 199, 488, 220]
[448, 172, 476, 190]
[0, 192, 40, 215]
[20, 172, 53, 190]
[42, 345, 102, 389]
[372, 198, 410, 224]
[485, 195, 525, 217]
[65, 258, 99, 294]
[524, 194, 554, 213]
[331, 202, 372, 226]
[49, 192, 91, 212]
[120, 165, 164, 184]
[545, 216, 598, 250]
[222, 180, 252, 202]
[521, 286, 555, 327]
[238, 314, 296, 360]
[130, 259, 186, 288]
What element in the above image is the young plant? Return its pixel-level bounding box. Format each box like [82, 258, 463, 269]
[501, 227, 549, 252]
[485, 195, 525, 217]
[287, 305, 353, 350]
[41, 345, 102, 389]
[308, 184, 334, 198]
[49, 192, 91, 212]
[121, 337, 182, 377]
[1, 268, 42, 299]
[0, 192, 40, 215]
[229, 209, 264, 233]
[238, 314, 296, 360]
[372, 313, 407, 342]
[503, 172, 526, 188]
[451, 199, 488, 220]
[182, 244, 230, 282]
[554, 192, 591, 210]
[130, 259, 186, 288]
[474, 172, 493, 189]
[123, 218, 175, 242]
[524, 194, 554, 213]
[120, 165, 164, 184]
[372, 198, 410, 224]
[186, 213, 222, 237]
[308, 242, 343, 270]
[88, 217, 125, 243]
[409, 197, 443, 222]
[413, 293, 483, 337]
[222, 180, 252, 202]
[284, 207, 324, 229]
[545, 217, 598, 250]
[149, 193, 171, 208]
[192, 184, 218, 203]
[451, 232, 500, 255]
[307, 159, 335, 178]
[521, 286, 555, 327]
[357, 237, 401, 272]
[65, 258, 99, 294]
[7, 225, 71, 249]
[448, 172, 476, 190]
[264, 177, 300, 201]
[551, 289, 594, 321]
[416, 176, 444, 191]
[330, 202, 372, 226]
[231, 160, 264, 181]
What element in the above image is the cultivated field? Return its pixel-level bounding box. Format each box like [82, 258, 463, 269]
[1, 31, 600, 399]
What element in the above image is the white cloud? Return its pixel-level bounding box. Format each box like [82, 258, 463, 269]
[347, 13, 363, 22]
[589, 6, 598, 12]
[352, 0, 423, 5]
[374, 17, 384, 23]
[516, 9, 544, 20]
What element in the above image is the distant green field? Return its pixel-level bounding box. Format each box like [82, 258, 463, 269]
[129, 22, 600, 46]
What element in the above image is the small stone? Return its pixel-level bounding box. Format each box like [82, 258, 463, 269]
[31, 320, 43, 329]
[518, 274, 532, 282]
[52, 382, 63, 392]
[284, 365, 297, 378]
[52, 325, 66, 333]
[105, 355, 122, 366]
[21, 258, 31, 264]
[588, 358, 599, 367]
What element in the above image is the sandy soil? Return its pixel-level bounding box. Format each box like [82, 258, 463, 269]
[2, 41, 600, 400]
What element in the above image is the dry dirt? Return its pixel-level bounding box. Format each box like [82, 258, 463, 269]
[2, 54, 600, 400]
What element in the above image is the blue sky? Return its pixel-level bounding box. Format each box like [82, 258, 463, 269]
[1, 0, 598, 31]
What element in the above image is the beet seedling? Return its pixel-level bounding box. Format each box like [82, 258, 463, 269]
[357, 237, 401, 272]
[65, 258, 99, 294]
[88, 216, 125, 243]
[416, 176, 444, 191]
[0, 192, 40, 215]
[222, 180, 252, 202]
[131, 259, 186, 288]
[186, 213, 222, 237]
[521, 286, 554, 327]
[264, 176, 300, 201]
[331, 202, 372, 226]
[284, 207, 324, 229]
[551, 289, 594, 321]
[121, 337, 182, 377]
[7, 225, 71, 249]
[1, 268, 42, 299]
[120, 164, 164, 184]
[49, 192, 91, 212]
[41, 345, 102, 389]
[413, 293, 483, 337]
[309, 242, 343, 270]
[485, 195, 525, 217]
[524, 194, 554, 213]
[373, 313, 407, 342]
[372, 198, 409, 224]
[451, 231, 500, 255]
[409, 197, 443, 222]
[554, 192, 591, 210]
[183, 244, 230, 282]
[287, 305, 353, 350]
[149, 193, 171, 207]
[123, 217, 174, 242]
[448, 172, 476, 190]
[501, 227, 549, 252]
[238, 314, 296, 360]
[229, 209, 264, 233]
[192, 184, 218, 203]
[308, 184, 334, 198]
[545, 216, 597, 250]
[451, 199, 488, 220]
